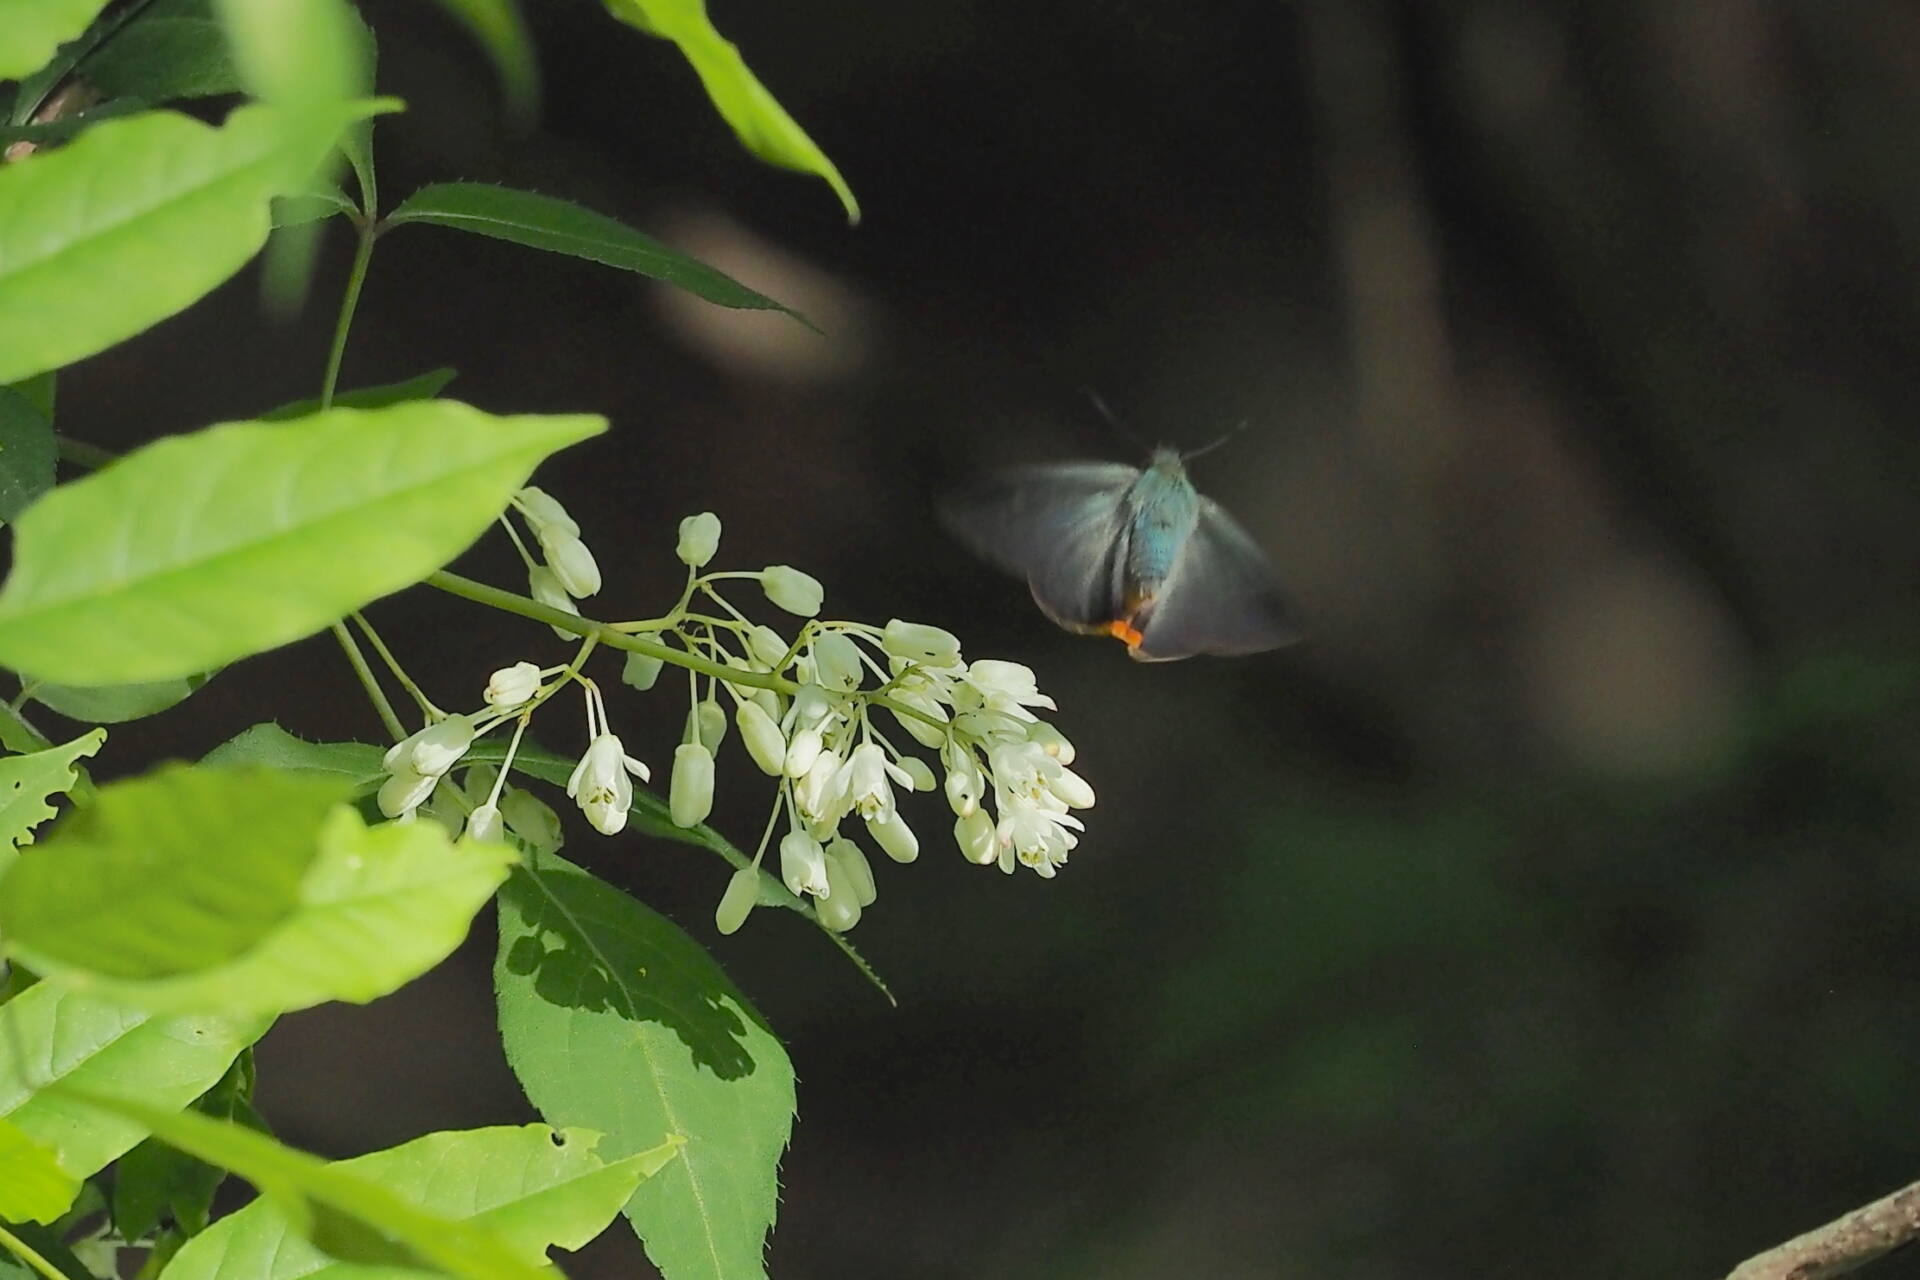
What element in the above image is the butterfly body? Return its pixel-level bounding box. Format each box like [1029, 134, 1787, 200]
[942, 447, 1300, 661]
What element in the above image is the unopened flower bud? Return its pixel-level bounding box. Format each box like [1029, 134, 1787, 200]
[868, 813, 919, 863]
[761, 565, 823, 616]
[670, 743, 715, 827]
[747, 625, 790, 669]
[812, 632, 863, 691]
[955, 809, 997, 864]
[542, 532, 602, 598]
[677, 512, 722, 567]
[528, 566, 581, 638]
[897, 756, 936, 792]
[736, 700, 787, 775]
[816, 855, 862, 932]
[685, 699, 727, 751]
[715, 866, 759, 934]
[515, 486, 579, 539]
[1027, 720, 1076, 766]
[882, 619, 962, 667]
[621, 647, 664, 691]
[485, 661, 542, 708]
[826, 837, 877, 907]
[783, 725, 823, 779]
[463, 802, 504, 842]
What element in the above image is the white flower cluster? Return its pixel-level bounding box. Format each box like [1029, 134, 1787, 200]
[366, 493, 1094, 935]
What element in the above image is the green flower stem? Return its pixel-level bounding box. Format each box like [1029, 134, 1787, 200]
[318, 218, 377, 411]
[426, 570, 946, 730]
[350, 611, 441, 718]
[0, 1225, 68, 1280]
[53, 435, 116, 471]
[330, 621, 406, 741]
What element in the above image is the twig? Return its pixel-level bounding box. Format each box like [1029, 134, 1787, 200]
[1725, 1178, 1920, 1280]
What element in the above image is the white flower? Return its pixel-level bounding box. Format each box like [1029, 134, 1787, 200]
[990, 740, 1095, 812]
[747, 625, 790, 669]
[736, 700, 787, 775]
[542, 531, 602, 598]
[669, 743, 714, 827]
[529, 565, 582, 638]
[485, 661, 542, 708]
[568, 732, 649, 835]
[463, 802, 504, 842]
[761, 565, 824, 616]
[780, 828, 831, 898]
[882, 619, 962, 667]
[715, 866, 758, 934]
[783, 724, 823, 779]
[942, 743, 983, 816]
[1027, 720, 1076, 766]
[378, 762, 439, 818]
[960, 659, 1057, 722]
[795, 748, 848, 827]
[834, 742, 911, 824]
[995, 801, 1082, 878]
[677, 512, 722, 567]
[383, 715, 476, 777]
[514, 486, 579, 540]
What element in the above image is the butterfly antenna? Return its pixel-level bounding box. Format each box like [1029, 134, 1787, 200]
[1079, 386, 1150, 453]
[1183, 419, 1249, 463]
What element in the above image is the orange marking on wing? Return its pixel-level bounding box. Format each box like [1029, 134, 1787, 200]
[1105, 618, 1145, 649]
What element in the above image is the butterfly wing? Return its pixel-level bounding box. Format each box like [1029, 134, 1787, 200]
[1130, 497, 1301, 660]
[940, 463, 1141, 629]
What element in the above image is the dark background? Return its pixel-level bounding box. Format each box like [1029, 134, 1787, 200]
[61, 1, 1920, 1276]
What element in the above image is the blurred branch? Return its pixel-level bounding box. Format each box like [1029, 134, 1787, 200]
[1724, 1177, 1920, 1280]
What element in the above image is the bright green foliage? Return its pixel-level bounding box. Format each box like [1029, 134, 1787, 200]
[261, 367, 458, 421]
[0, 983, 269, 1188]
[210, 0, 369, 106]
[425, 0, 538, 123]
[0, 727, 102, 877]
[201, 723, 387, 792]
[80, 17, 242, 102]
[158, 1124, 682, 1280]
[0, 401, 605, 684]
[3, 767, 515, 1015]
[495, 855, 795, 1280]
[0, 104, 369, 385]
[270, 185, 358, 228]
[601, 0, 860, 223]
[112, 1055, 256, 1240]
[0, 0, 110, 79]
[387, 183, 804, 319]
[0, 386, 55, 525]
[30, 672, 215, 724]
[60, 1095, 548, 1280]
[0, 1116, 80, 1225]
[0, 765, 348, 979]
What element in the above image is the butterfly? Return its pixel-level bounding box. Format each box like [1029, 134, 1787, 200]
[941, 446, 1302, 661]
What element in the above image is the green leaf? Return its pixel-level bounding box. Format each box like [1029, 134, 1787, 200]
[259, 367, 458, 421]
[386, 184, 804, 320]
[0, 1116, 81, 1224]
[426, 0, 538, 124]
[111, 1053, 254, 1240]
[200, 723, 386, 791]
[61, 1099, 554, 1280]
[3, 767, 515, 1015]
[600, 0, 858, 223]
[495, 738, 892, 1001]
[79, 17, 241, 102]
[0, 0, 110, 80]
[210, 0, 369, 106]
[495, 855, 795, 1280]
[29, 672, 214, 724]
[0, 103, 374, 385]
[269, 185, 356, 228]
[0, 983, 269, 1185]
[0, 728, 104, 879]
[0, 765, 350, 980]
[0, 388, 55, 525]
[10, 372, 54, 420]
[0, 400, 604, 685]
[158, 1124, 681, 1280]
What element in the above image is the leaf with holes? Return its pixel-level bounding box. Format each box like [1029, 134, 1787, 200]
[0, 727, 103, 878]
[496, 855, 795, 1280]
